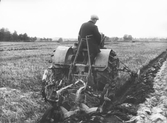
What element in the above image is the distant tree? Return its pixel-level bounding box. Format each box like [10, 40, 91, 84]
[0, 27, 38, 42]
[128, 35, 133, 40]
[43, 38, 46, 41]
[29, 37, 36, 41]
[123, 34, 128, 41]
[0, 28, 5, 41]
[23, 33, 29, 41]
[12, 31, 18, 41]
[4, 30, 12, 41]
[123, 34, 133, 41]
[58, 37, 63, 42]
[32, 37, 37, 41]
[114, 37, 119, 41]
[0, 28, 12, 41]
[46, 38, 52, 41]
[0, 28, 13, 41]
[18, 34, 24, 41]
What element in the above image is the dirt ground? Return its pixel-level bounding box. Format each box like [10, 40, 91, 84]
[134, 60, 167, 123]
[0, 41, 167, 123]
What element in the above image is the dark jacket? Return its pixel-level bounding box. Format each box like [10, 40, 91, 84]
[78, 21, 101, 56]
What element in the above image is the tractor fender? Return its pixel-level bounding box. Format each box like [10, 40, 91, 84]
[52, 46, 73, 65]
[94, 49, 112, 71]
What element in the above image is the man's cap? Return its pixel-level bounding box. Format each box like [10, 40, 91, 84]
[91, 15, 99, 20]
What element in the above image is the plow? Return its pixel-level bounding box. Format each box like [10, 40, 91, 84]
[39, 35, 167, 123]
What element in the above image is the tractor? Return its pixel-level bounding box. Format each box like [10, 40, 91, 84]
[40, 34, 135, 123]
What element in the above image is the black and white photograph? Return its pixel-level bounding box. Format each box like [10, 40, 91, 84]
[0, 0, 167, 123]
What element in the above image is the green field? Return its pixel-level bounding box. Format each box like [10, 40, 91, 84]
[0, 41, 167, 122]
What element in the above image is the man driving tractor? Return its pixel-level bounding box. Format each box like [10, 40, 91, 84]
[78, 15, 101, 64]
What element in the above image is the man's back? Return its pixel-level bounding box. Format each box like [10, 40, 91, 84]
[78, 21, 101, 46]
[78, 15, 101, 64]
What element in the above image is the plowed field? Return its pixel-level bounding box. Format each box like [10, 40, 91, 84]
[0, 41, 167, 123]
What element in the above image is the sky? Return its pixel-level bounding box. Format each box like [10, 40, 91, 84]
[0, 0, 167, 39]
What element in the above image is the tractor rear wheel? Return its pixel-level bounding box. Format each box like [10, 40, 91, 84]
[94, 50, 119, 91]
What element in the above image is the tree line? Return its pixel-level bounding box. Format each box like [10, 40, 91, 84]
[110, 34, 167, 42]
[0, 28, 37, 42]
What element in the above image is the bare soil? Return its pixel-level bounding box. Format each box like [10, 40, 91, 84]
[0, 41, 167, 123]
